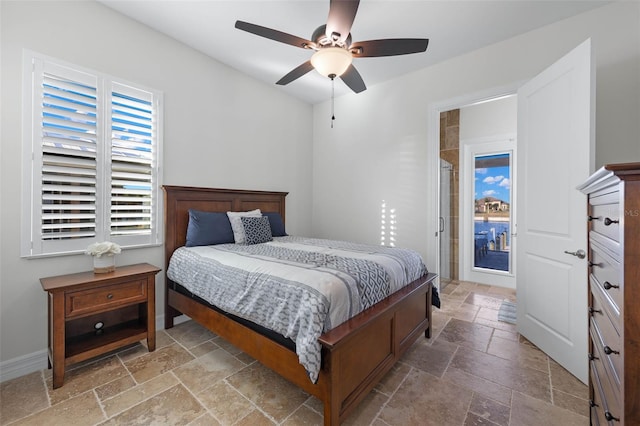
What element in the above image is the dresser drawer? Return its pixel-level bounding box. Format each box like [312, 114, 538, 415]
[589, 390, 601, 425]
[590, 275, 621, 335]
[590, 337, 622, 424]
[590, 241, 622, 317]
[65, 280, 147, 318]
[590, 365, 618, 426]
[589, 201, 621, 244]
[590, 311, 622, 392]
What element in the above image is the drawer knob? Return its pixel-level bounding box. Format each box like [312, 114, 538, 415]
[589, 261, 602, 268]
[603, 346, 619, 355]
[588, 215, 600, 222]
[589, 307, 602, 315]
[603, 217, 618, 226]
[107, 293, 114, 299]
[588, 353, 598, 361]
[589, 399, 598, 408]
[603, 281, 619, 290]
[604, 411, 619, 422]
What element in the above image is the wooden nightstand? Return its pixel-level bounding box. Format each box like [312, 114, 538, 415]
[40, 263, 161, 388]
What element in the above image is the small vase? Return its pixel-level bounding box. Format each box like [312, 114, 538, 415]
[93, 255, 116, 273]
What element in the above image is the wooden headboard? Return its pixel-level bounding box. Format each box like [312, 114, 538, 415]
[162, 185, 288, 272]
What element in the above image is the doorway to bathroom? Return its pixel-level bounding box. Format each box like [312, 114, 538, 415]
[438, 95, 517, 289]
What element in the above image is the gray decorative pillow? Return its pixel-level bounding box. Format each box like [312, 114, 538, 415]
[227, 209, 261, 244]
[241, 216, 273, 245]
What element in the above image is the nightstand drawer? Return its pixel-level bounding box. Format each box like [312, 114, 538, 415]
[66, 280, 147, 318]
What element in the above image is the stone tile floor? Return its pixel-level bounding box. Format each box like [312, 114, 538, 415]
[0, 280, 589, 425]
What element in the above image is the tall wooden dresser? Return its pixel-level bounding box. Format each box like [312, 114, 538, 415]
[578, 162, 640, 425]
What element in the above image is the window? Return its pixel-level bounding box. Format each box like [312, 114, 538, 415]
[22, 52, 163, 257]
[473, 153, 512, 272]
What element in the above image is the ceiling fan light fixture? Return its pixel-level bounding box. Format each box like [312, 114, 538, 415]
[310, 47, 352, 78]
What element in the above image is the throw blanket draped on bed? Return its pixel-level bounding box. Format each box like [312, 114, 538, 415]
[167, 236, 428, 382]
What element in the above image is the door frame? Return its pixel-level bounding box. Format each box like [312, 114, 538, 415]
[427, 84, 522, 288]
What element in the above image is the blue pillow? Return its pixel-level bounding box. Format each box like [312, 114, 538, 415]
[241, 216, 273, 245]
[263, 212, 287, 237]
[185, 209, 235, 247]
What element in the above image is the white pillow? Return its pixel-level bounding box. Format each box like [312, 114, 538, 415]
[226, 209, 262, 244]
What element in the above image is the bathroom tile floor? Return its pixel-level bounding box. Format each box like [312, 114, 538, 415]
[1, 280, 588, 425]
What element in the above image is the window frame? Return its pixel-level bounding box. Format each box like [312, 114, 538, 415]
[21, 51, 163, 258]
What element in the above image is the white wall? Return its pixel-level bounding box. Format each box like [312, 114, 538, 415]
[460, 96, 517, 141]
[312, 2, 640, 275]
[0, 0, 313, 374]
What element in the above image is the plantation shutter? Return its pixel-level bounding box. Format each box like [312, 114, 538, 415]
[109, 83, 155, 239]
[39, 62, 100, 251]
[23, 53, 162, 257]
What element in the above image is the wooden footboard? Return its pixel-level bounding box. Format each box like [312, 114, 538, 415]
[319, 272, 435, 424]
[163, 186, 435, 424]
[166, 272, 434, 425]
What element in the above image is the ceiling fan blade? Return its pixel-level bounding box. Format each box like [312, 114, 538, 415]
[235, 21, 315, 49]
[276, 61, 315, 85]
[340, 64, 366, 93]
[325, 0, 360, 44]
[350, 39, 429, 57]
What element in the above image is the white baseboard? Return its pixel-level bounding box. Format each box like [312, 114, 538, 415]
[0, 313, 190, 383]
[172, 314, 190, 326]
[0, 349, 48, 383]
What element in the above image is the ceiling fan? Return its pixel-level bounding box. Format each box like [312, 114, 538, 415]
[235, 0, 429, 94]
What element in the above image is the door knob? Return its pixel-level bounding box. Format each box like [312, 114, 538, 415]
[564, 249, 586, 259]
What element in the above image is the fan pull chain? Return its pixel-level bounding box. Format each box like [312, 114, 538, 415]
[330, 75, 335, 128]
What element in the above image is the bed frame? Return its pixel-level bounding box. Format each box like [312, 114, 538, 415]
[163, 185, 436, 425]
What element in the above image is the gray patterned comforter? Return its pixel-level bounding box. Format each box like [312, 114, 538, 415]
[167, 236, 428, 382]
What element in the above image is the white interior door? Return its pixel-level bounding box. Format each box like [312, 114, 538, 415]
[516, 39, 594, 383]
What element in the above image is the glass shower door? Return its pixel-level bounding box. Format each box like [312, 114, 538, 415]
[440, 159, 453, 282]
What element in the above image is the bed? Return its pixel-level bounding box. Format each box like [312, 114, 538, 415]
[163, 185, 437, 425]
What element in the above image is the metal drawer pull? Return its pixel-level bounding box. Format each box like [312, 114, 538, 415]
[604, 217, 619, 226]
[589, 307, 602, 315]
[564, 249, 586, 259]
[589, 399, 598, 408]
[588, 353, 598, 361]
[107, 293, 113, 299]
[603, 346, 619, 355]
[589, 261, 602, 268]
[604, 411, 619, 422]
[588, 215, 601, 221]
[603, 281, 620, 290]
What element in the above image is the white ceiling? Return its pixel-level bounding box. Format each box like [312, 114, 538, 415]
[99, 0, 608, 104]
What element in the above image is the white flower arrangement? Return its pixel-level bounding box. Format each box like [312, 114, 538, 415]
[85, 241, 121, 258]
